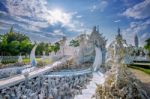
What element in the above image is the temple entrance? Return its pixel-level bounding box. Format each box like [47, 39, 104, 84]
[89, 26, 107, 70]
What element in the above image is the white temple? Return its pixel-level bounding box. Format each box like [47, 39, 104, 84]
[72, 26, 107, 71]
[0, 26, 149, 99]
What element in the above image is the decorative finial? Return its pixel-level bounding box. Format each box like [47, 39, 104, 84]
[9, 26, 14, 34]
[83, 30, 86, 34]
[93, 26, 97, 32]
[118, 27, 120, 35]
[97, 25, 99, 33]
[134, 34, 139, 48]
[116, 27, 122, 40]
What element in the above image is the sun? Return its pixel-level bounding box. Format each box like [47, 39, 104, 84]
[52, 9, 63, 16]
[50, 9, 70, 25]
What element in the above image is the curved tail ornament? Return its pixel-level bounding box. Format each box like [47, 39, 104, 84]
[30, 45, 38, 66]
[92, 46, 102, 71]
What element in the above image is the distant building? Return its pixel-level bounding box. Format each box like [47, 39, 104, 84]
[134, 34, 139, 47]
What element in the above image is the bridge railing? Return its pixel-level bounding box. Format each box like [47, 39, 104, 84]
[0, 56, 43, 64]
[0, 56, 20, 64]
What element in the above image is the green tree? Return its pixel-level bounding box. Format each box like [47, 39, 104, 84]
[69, 39, 79, 47]
[9, 41, 20, 55]
[0, 35, 8, 55]
[20, 39, 33, 55]
[0, 27, 32, 56]
[48, 43, 60, 54]
[54, 42, 60, 54]
[5, 27, 29, 43]
[144, 38, 150, 53]
[36, 42, 46, 55]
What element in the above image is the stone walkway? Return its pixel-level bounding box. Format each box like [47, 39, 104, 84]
[74, 71, 105, 99]
[0, 61, 62, 89]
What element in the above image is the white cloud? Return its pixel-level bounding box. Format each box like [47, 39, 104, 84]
[136, 32, 150, 46]
[49, 9, 72, 26]
[122, 19, 150, 46]
[15, 17, 49, 28]
[140, 33, 150, 43]
[90, 1, 108, 12]
[0, 26, 9, 30]
[53, 29, 65, 36]
[0, 17, 46, 34]
[5, 0, 72, 26]
[76, 15, 82, 18]
[90, 5, 97, 12]
[123, 0, 150, 19]
[27, 32, 53, 43]
[6, 0, 48, 20]
[17, 23, 41, 32]
[100, 1, 108, 11]
[0, 0, 84, 41]
[0, 19, 15, 26]
[114, 20, 120, 23]
[0, 11, 7, 15]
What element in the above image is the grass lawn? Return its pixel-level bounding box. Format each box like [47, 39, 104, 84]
[23, 58, 41, 63]
[129, 65, 150, 75]
[23, 58, 52, 65]
[133, 63, 150, 66]
[130, 63, 150, 69]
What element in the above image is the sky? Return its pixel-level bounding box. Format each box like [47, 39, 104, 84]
[0, 0, 150, 46]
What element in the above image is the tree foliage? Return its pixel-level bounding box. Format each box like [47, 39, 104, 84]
[36, 42, 60, 55]
[53, 42, 60, 53]
[0, 27, 61, 56]
[0, 27, 32, 56]
[69, 39, 79, 47]
[144, 38, 150, 52]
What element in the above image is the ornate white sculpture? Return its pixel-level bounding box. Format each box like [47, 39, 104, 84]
[93, 46, 102, 71]
[96, 65, 149, 99]
[18, 54, 23, 63]
[30, 45, 37, 66]
[144, 49, 149, 60]
[42, 51, 46, 57]
[107, 28, 128, 65]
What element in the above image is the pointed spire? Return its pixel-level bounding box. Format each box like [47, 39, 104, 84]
[10, 26, 13, 33]
[84, 30, 86, 34]
[62, 36, 66, 41]
[93, 26, 97, 32]
[134, 34, 139, 47]
[116, 27, 122, 40]
[97, 25, 99, 33]
[118, 27, 121, 35]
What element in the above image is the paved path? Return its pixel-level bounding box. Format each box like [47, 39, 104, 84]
[0, 61, 62, 89]
[75, 71, 105, 99]
[129, 68, 150, 84]
[129, 68, 150, 97]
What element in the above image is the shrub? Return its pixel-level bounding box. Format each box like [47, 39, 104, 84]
[14, 62, 26, 67]
[37, 61, 46, 67]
